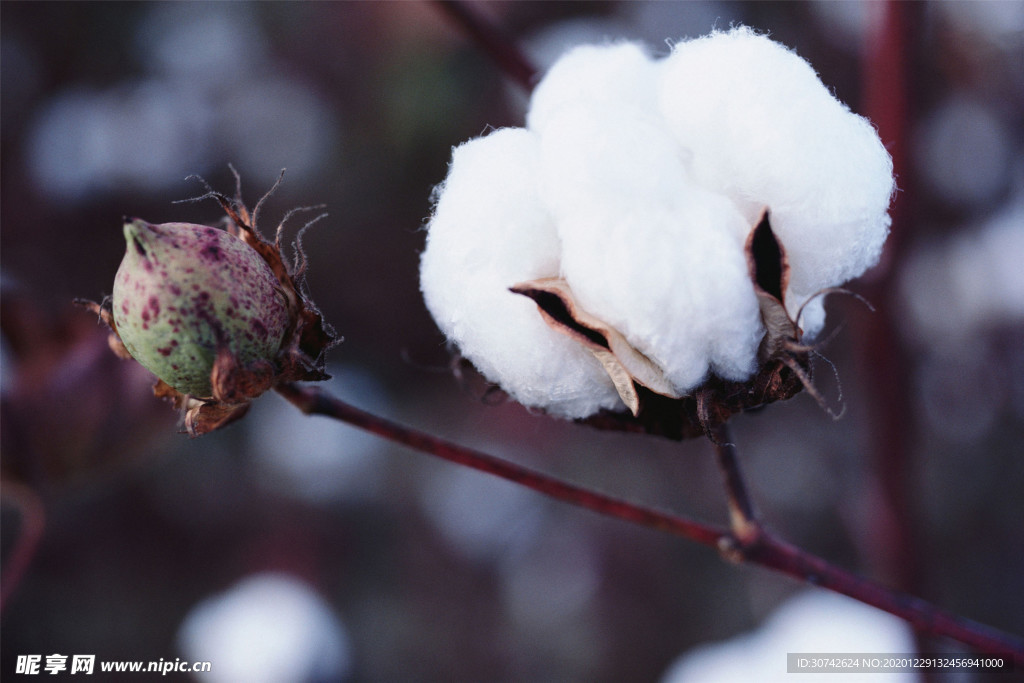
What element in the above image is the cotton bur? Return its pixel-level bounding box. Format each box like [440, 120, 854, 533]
[80, 171, 337, 436]
[112, 219, 289, 398]
[420, 27, 895, 434]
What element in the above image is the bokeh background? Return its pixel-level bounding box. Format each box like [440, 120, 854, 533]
[2, 2, 1022, 681]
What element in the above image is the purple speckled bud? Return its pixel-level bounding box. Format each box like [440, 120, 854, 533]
[112, 219, 289, 397]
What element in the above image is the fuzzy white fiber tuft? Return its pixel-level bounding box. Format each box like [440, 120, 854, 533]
[421, 27, 894, 418]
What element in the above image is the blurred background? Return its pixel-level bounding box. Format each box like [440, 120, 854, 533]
[2, 2, 1022, 681]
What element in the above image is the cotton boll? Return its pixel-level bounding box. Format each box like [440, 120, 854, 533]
[421, 127, 621, 417]
[527, 41, 661, 135]
[423, 30, 893, 421]
[659, 27, 894, 296]
[539, 104, 763, 392]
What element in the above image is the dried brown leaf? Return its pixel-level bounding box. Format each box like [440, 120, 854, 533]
[184, 400, 251, 437]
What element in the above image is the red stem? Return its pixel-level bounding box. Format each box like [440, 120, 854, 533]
[709, 424, 759, 543]
[0, 480, 46, 612]
[275, 381, 1024, 662]
[433, 0, 538, 92]
[274, 381, 722, 546]
[749, 532, 1023, 662]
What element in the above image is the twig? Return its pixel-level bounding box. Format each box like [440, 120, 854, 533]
[709, 423, 759, 545]
[706, 425, 1023, 663]
[274, 381, 722, 546]
[274, 381, 1024, 662]
[860, 2, 938, 672]
[433, 0, 539, 92]
[0, 480, 46, 612]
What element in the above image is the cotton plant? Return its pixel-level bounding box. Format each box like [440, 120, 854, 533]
[420, 27, 894, 433]
[64, 9, 1024, 662]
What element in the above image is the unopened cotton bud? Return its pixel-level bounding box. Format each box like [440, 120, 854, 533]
[112, 219, 289, 397]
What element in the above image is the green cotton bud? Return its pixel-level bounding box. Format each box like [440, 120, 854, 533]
[112, 219, 290, 398]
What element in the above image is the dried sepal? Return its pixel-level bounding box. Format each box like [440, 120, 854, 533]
[745, 209, 845, 418]
[510, 277, 680, 415]
[181, 167, 336, 385]
[151, 381, 251, 437]
[74, 298, 133, 360]
[746, 210, 799, 361]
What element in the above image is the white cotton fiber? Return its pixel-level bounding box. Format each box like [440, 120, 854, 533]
[421, 27, 893, 418]
[527, 41, 661, 135]
[420, 128, 621, 418]
[659, 27, 894, 304]
[538, 103, 762, 390]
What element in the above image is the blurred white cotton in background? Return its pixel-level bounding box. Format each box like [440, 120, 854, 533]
[26, 83, 211, 200]
[913, 95, 1012, 208]
[247, 365, 390, 504]
[623, 1, 741, 47]
[499, 519, 601, 631]
[25, 1, 337, 203]
[136, 2, 266, 87]
[178, 573, 352, 683]
[214, 75, 338, 183]
[808, 0, 885, 54]
[900, 197, 1024, 346]
[939, 0, 1024, 46]
[915, 347, 1005, 444]
[660, 591, 915, 683]
[899, 198, 1024, 442]
[419, 461, 545, 564]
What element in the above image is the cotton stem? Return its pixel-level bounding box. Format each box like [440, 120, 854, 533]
[709, 423, 760, 545]
[0, 480, 46, 613]
[275, 381, 1024, 662]
[433, 0, 538, 92]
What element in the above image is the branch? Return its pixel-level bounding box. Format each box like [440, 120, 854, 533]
[274, 381, 1024, 662]
[274, 381, 722, 546]
[433, 0, 539, 92]
[708, 423, 1023, 662]
[709, 423, 759, 545]
[0, 480, 46, 613]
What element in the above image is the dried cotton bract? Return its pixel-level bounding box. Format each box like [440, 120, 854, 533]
[421, 28, 894, 426]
